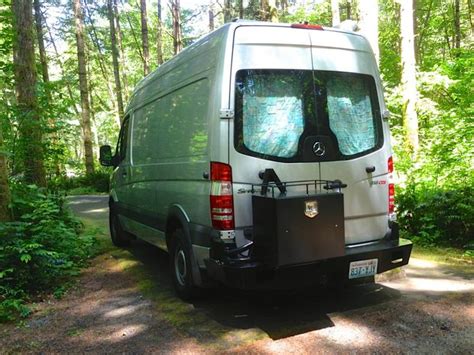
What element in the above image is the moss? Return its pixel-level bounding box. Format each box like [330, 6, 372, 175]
[412, 245, 474, 266]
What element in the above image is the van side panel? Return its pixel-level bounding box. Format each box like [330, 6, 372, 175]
[120, 28, 230, 247]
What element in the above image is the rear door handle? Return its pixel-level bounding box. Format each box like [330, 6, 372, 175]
[366, 166, 376, 173]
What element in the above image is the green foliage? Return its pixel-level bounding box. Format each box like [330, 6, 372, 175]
[0, 184, 98, 322]
[49, 171, 110, 193]
[396, 183, 473, 247]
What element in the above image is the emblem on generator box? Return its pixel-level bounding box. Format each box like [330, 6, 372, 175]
[304, 200, 319, 218]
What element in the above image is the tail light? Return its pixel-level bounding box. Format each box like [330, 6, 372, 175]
[210, 162, 234, 230]
[388, 156, 393, 174]
[389, 183, 395, 214]
[388, 156, 395, 216]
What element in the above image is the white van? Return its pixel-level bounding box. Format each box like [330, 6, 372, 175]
[100, 21, 412, 299]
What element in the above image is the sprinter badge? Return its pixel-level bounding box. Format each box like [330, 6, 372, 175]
[304, 200, 319, 218]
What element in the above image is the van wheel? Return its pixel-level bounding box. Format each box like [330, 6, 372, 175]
[169, 229, 198, 300]
[109, 210, 131, 247]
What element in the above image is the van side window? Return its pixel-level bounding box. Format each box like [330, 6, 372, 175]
[116, 117, 130, 163]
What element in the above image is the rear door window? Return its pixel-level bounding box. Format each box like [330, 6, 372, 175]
[235, 70, 313, 160]
[234, 69, 382, 162]
[321, 73, 377, 156]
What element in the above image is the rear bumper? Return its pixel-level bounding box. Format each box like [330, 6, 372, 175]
[205, 238, 412, 290]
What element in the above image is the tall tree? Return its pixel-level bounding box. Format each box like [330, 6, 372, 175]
[238, 0, 244, 19]
[224, 0, 232, 22]
[331, 0, 340, 26]
[358, 0, 379, 64]
[140, 0, 150, 75]
[171, 0, 182, 54]
[113, 0, 129, 100]
[454, 0, 461, 49]
[73, 0, 95, 174]
[0, 124, 11, 222]
[157, 0, 163, 65]
[12, 0, 46, 186]
[107, 0, 124, 119]
[33, 0, 49, 88]
[399, 0, 419, 155]
[83, 1, 121, 126]
[209, 1, 215, 32]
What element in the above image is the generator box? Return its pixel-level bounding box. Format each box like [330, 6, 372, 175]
[252, 193, 345, 267]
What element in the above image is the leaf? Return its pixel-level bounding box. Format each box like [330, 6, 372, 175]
[20, 254, 31, 263]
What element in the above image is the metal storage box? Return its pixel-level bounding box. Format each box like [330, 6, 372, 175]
[252, 193, 345, 267]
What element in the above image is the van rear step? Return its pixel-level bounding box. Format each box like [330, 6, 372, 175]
[205, 238, 412, 290]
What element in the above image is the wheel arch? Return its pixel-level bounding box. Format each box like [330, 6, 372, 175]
[166, 204, 203, 286]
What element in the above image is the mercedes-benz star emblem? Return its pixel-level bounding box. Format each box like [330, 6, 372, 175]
[312, 141, 326, 156]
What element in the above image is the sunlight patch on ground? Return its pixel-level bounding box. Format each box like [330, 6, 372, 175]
[107, 324, 148, 341]
[409, 258, 438, 269]
[385, 277, 474, 293]
[315, 320, 376, 347]
[103, 304, 147, 319]
[264, 339, 303, 353]
[82, 208, 109, 214]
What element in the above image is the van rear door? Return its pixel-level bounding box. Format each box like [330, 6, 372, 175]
[229, 26, 319, 232]
[309, 30, 391, 245]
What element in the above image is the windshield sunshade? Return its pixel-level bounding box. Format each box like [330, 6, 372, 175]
[235, 69, 383, 162]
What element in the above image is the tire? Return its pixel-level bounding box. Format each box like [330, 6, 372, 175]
[109, 209, 131, 247]
[169, 228, 198, 300]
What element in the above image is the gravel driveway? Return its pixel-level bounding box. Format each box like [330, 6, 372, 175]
[1, 195, 472, 353]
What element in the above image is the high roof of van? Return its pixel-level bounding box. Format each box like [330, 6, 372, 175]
[126, 20, 374, 113]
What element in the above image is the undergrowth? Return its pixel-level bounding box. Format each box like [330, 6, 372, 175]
[0, 183, 100, 322]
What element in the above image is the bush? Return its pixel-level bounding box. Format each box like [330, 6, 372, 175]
[397, 183, 474, 248]
[49, 171, 110, 193]
[0, 184, 97, 321]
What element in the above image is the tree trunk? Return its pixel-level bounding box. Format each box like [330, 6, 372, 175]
[224, 0, 232, 22]
[113, 0, 129, 100]
[399, 0, 419, 155]
[331, 0, 340, 26]
[157, 0, 164, 65]
[358, 0, 379, 64]
[209, 2, 214, 32]
[468, 0, 474, 36]
[107, 0, 124, 119]
[12, 0, 47, 186]
[33, 0, 49, 87]
[83, 1, 121, 127]
[140, 0, 150, 75]
[172, 0, 183, 54]
[454, 0, 461, 49]
[239, 0, 244, 18]
[73, 0, 94, 175]
[34, 0, 62, 176]
[44, 17, 79, 115]
[0, 124, 11, 222]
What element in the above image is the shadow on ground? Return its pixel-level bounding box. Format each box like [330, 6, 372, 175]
[127, 239, 401, 341]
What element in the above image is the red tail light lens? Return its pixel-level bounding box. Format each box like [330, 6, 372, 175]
[388, 156, 395, 214]
[210, 162, 234, 230]
[389, 183, 395, 213]
[388, 156, 393, 173]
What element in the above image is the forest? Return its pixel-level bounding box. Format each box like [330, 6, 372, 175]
[0, 0, 472, 320]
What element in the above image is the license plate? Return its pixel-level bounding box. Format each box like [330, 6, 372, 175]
[348, 259, 378, 279]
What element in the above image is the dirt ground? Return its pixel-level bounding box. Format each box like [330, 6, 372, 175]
[1, 195, 473, 354]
